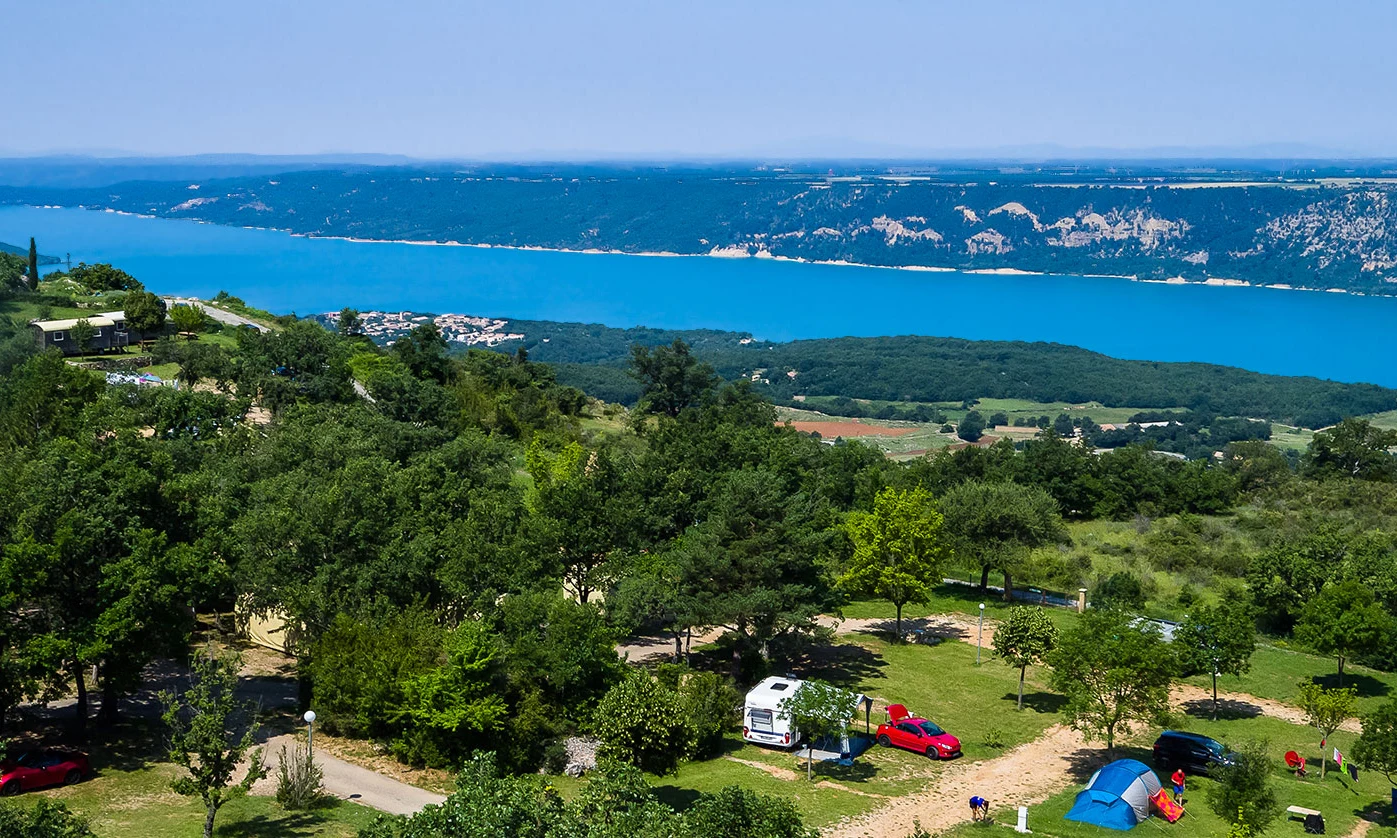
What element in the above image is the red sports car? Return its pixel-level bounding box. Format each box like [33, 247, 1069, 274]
[0, 749, 91, 795]
[875, 704, 961, 759]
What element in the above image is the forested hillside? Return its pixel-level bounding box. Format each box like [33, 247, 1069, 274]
[7, 163, 1397, 293]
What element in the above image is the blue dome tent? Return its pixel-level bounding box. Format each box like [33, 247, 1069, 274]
[1063, 759, 1163, 831]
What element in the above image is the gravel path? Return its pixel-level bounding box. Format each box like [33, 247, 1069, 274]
[163, 297, 271, 332]
[252, 734, 446, 816]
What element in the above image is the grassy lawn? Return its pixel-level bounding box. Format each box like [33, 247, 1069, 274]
[6, 721, 379, 838]
[941, 715, 1389, 838]
[1185, 644, 1397, 716]
[1270, 423, 1316, 453]
[652, 630, 1064, 828]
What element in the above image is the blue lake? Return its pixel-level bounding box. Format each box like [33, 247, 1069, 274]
[4, 204, 1396, 386]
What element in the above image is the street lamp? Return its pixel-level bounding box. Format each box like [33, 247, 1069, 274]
[303, 710, 317, 758]
[977, 603, 985, 665]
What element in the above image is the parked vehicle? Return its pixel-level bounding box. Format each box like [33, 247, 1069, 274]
[743, 676, 803, 748]
[0, 749, 91, 795]
[875, 704, 961, 759]
[1151, 730, 1234, 775]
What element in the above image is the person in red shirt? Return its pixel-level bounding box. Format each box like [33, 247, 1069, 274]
[1171, 768, 1186, 802]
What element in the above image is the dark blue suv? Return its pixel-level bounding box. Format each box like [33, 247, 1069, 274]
[1152, 730, 1235, 776]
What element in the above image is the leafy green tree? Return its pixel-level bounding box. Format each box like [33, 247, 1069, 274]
[232, 321, 354, 411]
[337, 307, 364, 336]
[170, 303, 205, 336]
[838, 486, 950, 636]
[1048, 609, 1175, 750]
[680, 786, 817, 838]
[68, 319, 96, 354]
[593, 672, 695, 775]
[0, 798, 96, 837]
[778, 679, 859, 780]
[956, 410, 985, 442]
[940, 480, 1067, 599]
[309, 610, 443, 739]
[1303, 418, 1397, 482]
[393, 322, 454, 384]
[359, 752, 563, 838]
[1296, 681, 1357, 780]
[629, 339, 718, 418]
[27, 238, 38, 291]
[1206, 739, 1280, 833]
[1090, 571, 1146, 611]
[992, 606, 1058, 710]
[123, 290, 167, 340]
[68, 262, 142, 292]
[1176, 598, 1257, 720]
[1354, 699, 1397, 787]
[677, 671, 741, 759]
[1295, 581, 1393, 684]
[161, 650, 265, 838]
[391, 621, 509, 767]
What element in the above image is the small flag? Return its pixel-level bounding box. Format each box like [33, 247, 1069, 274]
[1334, 748, 1344, 768]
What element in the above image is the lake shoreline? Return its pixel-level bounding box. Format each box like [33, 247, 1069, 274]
[50, 204, 1359, 298]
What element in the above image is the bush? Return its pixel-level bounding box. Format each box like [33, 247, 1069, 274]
[678, 671, 741, 758]
[681, 785, 817, 838]
[275, 741, 325, 810]
[1206, 739, 1279, 833]
[0, 799, 96, 837]
[1091, 571, 1145, 611]
[593, 672, 695, 775]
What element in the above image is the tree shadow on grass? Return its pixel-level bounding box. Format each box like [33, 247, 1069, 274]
[1307, 672, 1390, 698]
[1179, 696, 1263, 721]
[650, 785, 703, 812]
[783, 642, 887, 690]
[216, 811, 333, 837]
[813, 759, 880, 783]
[1001, 691, 1068, 714]
[1063, 744, 1151, 784]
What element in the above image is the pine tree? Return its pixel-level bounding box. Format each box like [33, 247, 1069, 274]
[28, 237, 39, 290]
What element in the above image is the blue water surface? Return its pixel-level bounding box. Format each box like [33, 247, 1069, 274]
[4, 205, 1395, 386]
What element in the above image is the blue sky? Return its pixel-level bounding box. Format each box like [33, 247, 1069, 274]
[12, 0, 1397, 159]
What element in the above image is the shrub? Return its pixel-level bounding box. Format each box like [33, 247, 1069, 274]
[275, 742, 325, 810]
[0, 799, 96, 837]
[593, 672, 695, 775]
[678, 671, 741, 758]
[1206, 740, 1279, 833]
[1091, 571, 1145, 611]
[981, 728, 1007, 749]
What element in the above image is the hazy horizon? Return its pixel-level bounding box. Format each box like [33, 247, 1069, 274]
[12, 1, 1397, 160]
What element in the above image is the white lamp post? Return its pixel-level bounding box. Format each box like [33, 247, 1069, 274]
[977, 603, 986, 665]
[303, 709, 317, 757]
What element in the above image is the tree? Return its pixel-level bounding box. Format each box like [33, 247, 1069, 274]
[778, 680, 859, 780]
[392, 322, 453, 384]
[27, 238, 38, 291]
[1048, 609, 1175, 750]
[390, 621, 509, 767]
[838, 486, 950, 637]
[593, 672, 695, 775]
[1296, 681, 1357, 780]
[170, 303, 205, 336]
[1206, 739, 1280, 833]
[629, 339, 718, 418]
[123, 290, 167, 341]
[1176, 599, 1257, 720]
[1302, 418, 1397, 482]
[676, 671, 741, 759]
[680, 786, 817, 838]
[1295, 581, 1393, 685]
[337, 307, 364, 336]
[161, 650, 266, 838]
[1090, 571, 1145, 611]
[0, 798, 96, 837]
[940, 480, 1067, 600]
[993, 606, 1058, 710]
[68, 319, 96, 354]
[957, 410, 985, 442]
[68, 263, 142, 292]
[1354, 699, 1397, 788]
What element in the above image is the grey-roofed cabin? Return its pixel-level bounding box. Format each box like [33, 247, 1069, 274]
[30, 311, 134, 355]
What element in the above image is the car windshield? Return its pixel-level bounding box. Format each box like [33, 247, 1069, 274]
[917, 720, 944, 736]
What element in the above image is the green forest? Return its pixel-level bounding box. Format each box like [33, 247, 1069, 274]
[9, 268, 1397, 837]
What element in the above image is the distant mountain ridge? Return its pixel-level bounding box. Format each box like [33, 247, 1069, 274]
[4, 163, 1397, 293]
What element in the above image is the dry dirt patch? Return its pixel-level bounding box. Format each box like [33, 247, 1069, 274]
[785, 421, 919, 438]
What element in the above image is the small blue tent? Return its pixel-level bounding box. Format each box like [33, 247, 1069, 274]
[1063, 759, 1163, 831]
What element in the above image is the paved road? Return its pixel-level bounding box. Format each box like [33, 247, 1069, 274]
[257, 734, 447, 816]
[163, 296, 271, 332]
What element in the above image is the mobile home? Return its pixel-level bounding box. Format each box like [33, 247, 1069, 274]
[742, 675, 804, 748]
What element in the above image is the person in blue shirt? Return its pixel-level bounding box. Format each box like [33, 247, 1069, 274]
[970, 796, 989, 821]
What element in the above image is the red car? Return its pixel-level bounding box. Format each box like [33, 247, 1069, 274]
[0, 749, 91, 795]
[875, 704, 961, 759]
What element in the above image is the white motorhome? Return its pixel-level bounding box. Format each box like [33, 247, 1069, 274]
[742, 675, 804, 748]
